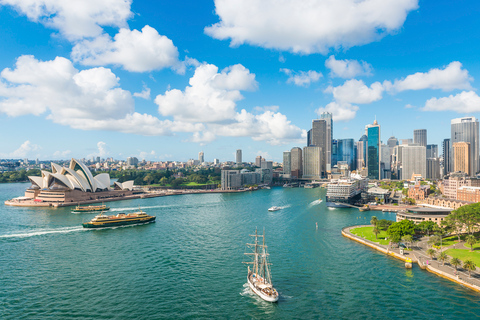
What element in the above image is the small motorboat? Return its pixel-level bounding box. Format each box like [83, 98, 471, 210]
[268, 206, 281, 212]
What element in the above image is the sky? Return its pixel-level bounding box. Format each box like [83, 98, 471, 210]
[1, 0, 480, 163]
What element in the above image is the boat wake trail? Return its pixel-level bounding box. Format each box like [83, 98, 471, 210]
[308, 199, 323, 207]
[278, 205, 291, 210]
[0, 226, 85, 239]
[240, 283, 254, 297]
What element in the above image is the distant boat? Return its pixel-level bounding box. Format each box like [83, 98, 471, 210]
[82, 210, 155, 228]
[268, 206, 281, 212]
[243, 228, 279, 302]
[283, 183, 293, 188]
[72, 204, 109, 213]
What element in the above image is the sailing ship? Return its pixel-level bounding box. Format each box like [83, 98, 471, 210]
[243, 228, 279, 302]
[72, 204, 110, 213]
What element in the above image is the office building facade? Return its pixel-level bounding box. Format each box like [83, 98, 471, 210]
[401, 145, 427, 180]
[290, 147, 303, 179]
[303, 146, 323, 179]
[414, 129, 427, 147]
[366, 120, 381, 180]
[451, 117, 479, 176]
[283, 151, 291, 175]
[453, 142, 471, 176]
[236, 149, 242, 164]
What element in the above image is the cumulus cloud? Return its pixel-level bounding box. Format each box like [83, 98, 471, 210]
[0, 140, 41, 158]
[138, 150, 155, 160]
[71, 26, 182, 73]
[155, 63, 257, 123]
[280, 68, 322, 87]
[133, 85, 151, 100]
[325, 79, 384, 104]
[423, 91, 480, 113]
[315, 102, 359, 122]
[0, 0, 133, 40]
[205, 0, 418, 54]
[325, 55, 373, 78]
[390, 61, 473, 92]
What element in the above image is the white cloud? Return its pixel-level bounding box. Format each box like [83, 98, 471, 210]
[0, 0, 133, 40]
[423, 91, 480, 113]
[155, 63, 257, 123]
[0, 140, 41, 158]
[325, 79, 384, 104]
[138, 150, 155, 160]
[405, 104, 415, 109]
[253, 105, 279, 113]
[316, 102, 359, 122]
[391, 61, 473, 92]
[71, 26, 181, 73]
[325, 55, 372, 78]
[280, 68, 322, 87]
[133, 85, 151, 100]
[256, 151, 271, 160]
[53, 150, 72, 159]
[205, 0, 418, 54]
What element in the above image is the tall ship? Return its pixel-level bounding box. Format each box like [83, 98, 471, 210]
[72, 204, 110, 213]
[325, 174, 368, 208]
[82, 210, 155, 228]
[243, 228, 279, 302]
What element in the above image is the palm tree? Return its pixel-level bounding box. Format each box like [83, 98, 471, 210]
[426, 248, 436, 260]
[466, 235, 477, 252]
[463, 259, 477, 278]
[373, 225, 380, 240]
[450, 257, 461, 271]
[370, 216, 378, 227]
[438, 251, 449, 266]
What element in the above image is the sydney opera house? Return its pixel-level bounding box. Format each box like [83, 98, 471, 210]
[6, 159, 135, 206]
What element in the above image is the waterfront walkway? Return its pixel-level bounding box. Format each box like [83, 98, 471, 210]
[342, 225, 480, 293]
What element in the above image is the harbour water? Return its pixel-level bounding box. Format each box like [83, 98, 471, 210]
[1, 182, 479, 319]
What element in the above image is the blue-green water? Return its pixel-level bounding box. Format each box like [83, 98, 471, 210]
[1, 183, 479, 319]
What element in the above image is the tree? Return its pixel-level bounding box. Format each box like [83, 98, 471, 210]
[438, 251, 449, 266]
[373, 225, 380, 240]
[442, 213, 463, 241]
[463, 259, 477, 278]
[428, 235, 441, 248]
[426, 248, 436, 260]
[416, 220, 436, 236]
[465, 234, 477, 252]
[454, 203, 480, 235]
[450, 257, 461, 271]
[377, 219, 393, 231]
[402, 235, 413, 249]
[370, 216, 378, 227]
[387, 219, 415, 240]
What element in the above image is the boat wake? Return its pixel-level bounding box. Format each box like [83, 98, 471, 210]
[0, 226, 86, 239]
[240, 283, 254, 297]
[309, 199, 323, 207]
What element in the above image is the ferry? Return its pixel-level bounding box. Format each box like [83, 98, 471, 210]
[82, 210, 155, 228]
[72, 204, 110, 213]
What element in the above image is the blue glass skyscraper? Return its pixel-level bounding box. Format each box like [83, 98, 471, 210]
[366, 120, 381, 180]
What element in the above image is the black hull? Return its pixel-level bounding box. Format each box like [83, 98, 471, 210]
[83, 217, 156, 228]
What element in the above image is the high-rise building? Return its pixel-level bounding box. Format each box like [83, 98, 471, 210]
[290, 147, 302, 178]
[331, 139, 338, 168]
[283, 151, 291, 175]
[127, 157, 139, 166]
[380, 144, 391, 179]
[255, 156, 263, 167]
[387, 136, 399, 154]
[426, 144, 438, 159]
[427, 158, 441, 180]
[198, 151, 204, 163]
[414, 129, 427, 147]
[213, 158, 219, 165]
[260, 161, 273, 185]
[453, 142, 471, 176]
[320, 112, 333, 172]
[236, 149, 242, 164]
[401, 145, 426, 180]
[338, 139, 355, 171]
[401, 139, 413, 145]
[442, 138, 451, 176]
[451, 116, 479, 176]
[302, 146, 322, 179]
[366, 119, 381, 180]
[307, 119, 327, 177]
[356, 135, 368, 170]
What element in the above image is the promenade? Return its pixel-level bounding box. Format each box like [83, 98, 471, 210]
[342, 225, 480, 293]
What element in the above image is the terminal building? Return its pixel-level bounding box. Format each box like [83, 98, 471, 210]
[396, 207, 452, 226]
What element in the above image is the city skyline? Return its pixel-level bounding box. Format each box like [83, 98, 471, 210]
[1, 1, 480, 162]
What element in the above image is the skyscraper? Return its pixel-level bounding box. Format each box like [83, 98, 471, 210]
[451, 117, 479, 176]
[401, 145, 427, 180]
[198, 151, 204, 163]
[387, 136, 399, 154]
[307, 119, 327, 177]
[283, 151, 291, 175]
[453, 142, 471, 176]
[290, 147, 303, 179]
[320, 112, 333, 172]
[356, 135, 368, 170]
[414, 129, 427, 147]
[255, 156, 262, 167]
[427, 158, 441, 180]
[303, 146, 322, 179]
[366, 119, 381, 180]
[236, 149, 242, 164]
[426, 144, 438, 159]
[338, 139, 355, 171]
[442, 138, 451, 176]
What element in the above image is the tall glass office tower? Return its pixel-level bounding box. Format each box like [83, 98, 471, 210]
[338, 139, 355, 170]
[451, 117, 479, 176]
[320, 112, 333, 172]
[366, 120, 381, 180]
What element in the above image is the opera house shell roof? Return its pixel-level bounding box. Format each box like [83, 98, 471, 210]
[28, 158, 133, 192]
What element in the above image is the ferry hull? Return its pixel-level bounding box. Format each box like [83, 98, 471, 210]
[247, 273, 278, 303]
[82, 216, 156, 228]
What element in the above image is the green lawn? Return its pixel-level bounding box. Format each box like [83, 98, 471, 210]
[444, 248, 480, 266]
[350, 226, 390, 245]
[441, 235, 462, 247]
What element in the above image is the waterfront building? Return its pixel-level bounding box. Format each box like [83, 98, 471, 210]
[338, 139, 355, 171]
[302, 146, 323, 180]
[443, 139, 452, 176]
[396, 207, 452, 226]
[236, 149, 242, 165]
[199, 151, 204, 164]
[290, 147, 303, 179]
[325, 175, 368, 207]
[451, 116, 479, 176]
[453, 142, 470, 176]
[260, 161, 273, 185]
[320, 111, 333, 172]
[221, 170, 242, 190]
[426, 144, 438, 159]
[427, 158, 441, 180]
[283, 151, 291, 176]
[365, 119, 381, 180]
[401, 145, 426, 180]
[414, 129, 427, 147]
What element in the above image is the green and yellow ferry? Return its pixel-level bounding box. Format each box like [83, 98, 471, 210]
[72, 204, 110, 213]
[82, 210, 156, 228]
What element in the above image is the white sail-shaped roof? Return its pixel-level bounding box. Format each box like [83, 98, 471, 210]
[115, 181, 134, 191]
[50, 173, 74, 189]
[63, 167, 91, 192]
[28, 176, 44, 188]
[70, 159, 96, 192]
[94, 173, 110, 191]
[51, 163, 63, 174]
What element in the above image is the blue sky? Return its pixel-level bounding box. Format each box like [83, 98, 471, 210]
[1, 0, 480, 162]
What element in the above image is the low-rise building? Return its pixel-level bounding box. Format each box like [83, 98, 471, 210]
[457, 186, 480, 202]
[408, 183, 430, 200]
[396, 206, 452, 226]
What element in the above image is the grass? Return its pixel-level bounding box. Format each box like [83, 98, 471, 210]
[350, 226, 390, 245]
[444, 248, 480, 266]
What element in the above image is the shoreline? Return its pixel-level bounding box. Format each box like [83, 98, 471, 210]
[342, 225, 480, 293]
[4, 188, 253, 208]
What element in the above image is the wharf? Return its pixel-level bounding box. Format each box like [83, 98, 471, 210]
[342, 225, 480, 293]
